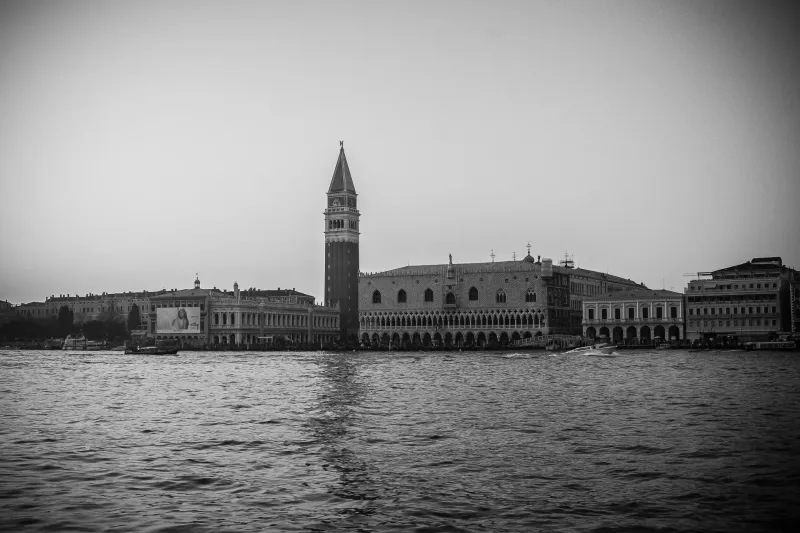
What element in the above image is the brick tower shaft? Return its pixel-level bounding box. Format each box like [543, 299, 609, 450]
[324, 142, 360, 344]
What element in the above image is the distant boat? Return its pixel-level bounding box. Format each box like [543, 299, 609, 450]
[44, 338, 63, 350]
[564, 344, 616, 356]
[125, 339, 179, 355]
[62, 335, 108, 351]
[744, 340, 796, 351]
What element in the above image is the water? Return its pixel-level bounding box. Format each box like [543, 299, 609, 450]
[1, 349, 799, 532]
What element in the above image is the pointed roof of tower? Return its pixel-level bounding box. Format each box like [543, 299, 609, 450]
[327, 141, 356, 194]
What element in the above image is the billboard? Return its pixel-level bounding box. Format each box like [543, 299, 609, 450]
[156, 307, 201, 333]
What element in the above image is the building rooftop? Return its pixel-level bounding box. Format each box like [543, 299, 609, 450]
[584, 289, 683, 301]
[713, 257, 788, 275]
[365, 257, 640, 286]
[151, 288, 215, 300]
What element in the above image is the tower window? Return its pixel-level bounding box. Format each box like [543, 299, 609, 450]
[496, 291, 506, 304]
[525, 289, 536, 302]
[424, 288, 434, 302]
[469, 287, 479, 301]
[372, 290, 381, 304]
[397, 290, 407, 303]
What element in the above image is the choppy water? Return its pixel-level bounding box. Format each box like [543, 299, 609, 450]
[1, 349, 799, 532]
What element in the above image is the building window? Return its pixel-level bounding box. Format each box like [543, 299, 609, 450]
[397, 290, 407, 303]
[469, 287, 478, 301]
[525, 289, 536, 302]
[656, 306, 663, 318]
[628, 307, 634, 319]
[372, 291, 381, 304]
[671, 307, 677, 318]
[446, 292, 456, 305]
[424, 288, 434, 302]
[588, 309, 595, 319]
[642, 307, 649, 319]
[496, 291, 506, 303]
[614, 308, 620, 319]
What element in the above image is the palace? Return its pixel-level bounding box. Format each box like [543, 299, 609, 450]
[147, 277, 340, 348]
[356, 252, 643, 349]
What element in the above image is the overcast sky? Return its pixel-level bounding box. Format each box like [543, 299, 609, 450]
[1, 0, 798, 304]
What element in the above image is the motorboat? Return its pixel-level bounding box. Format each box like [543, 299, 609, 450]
[564, 343, 616, 356]
[125, 339, 179, 355]
[125, 345, 179, 356]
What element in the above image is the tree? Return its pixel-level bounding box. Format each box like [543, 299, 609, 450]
[82, 320, 106, 341]
[127, 303, 141, 331]
[57, 306, 73, 337]
[0, 319, 43, 340]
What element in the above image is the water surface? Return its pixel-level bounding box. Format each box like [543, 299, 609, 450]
[1, 349, 798, 531]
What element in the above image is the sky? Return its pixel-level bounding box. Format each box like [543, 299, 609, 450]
[1, 0, 798, 304]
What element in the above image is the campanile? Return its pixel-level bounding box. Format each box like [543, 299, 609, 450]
[324, 142, 360, 344]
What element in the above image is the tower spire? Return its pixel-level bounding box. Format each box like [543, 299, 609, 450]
[328, 141, 356, 193]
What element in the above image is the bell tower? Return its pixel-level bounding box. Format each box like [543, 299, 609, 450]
[324, 141, 360, 344]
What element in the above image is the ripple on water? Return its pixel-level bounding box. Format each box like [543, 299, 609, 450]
[0, 349, 799, 532]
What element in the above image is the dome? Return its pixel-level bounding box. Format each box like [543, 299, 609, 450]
[523, 253, 535, 263]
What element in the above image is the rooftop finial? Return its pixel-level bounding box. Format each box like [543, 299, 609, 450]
[527, 242, 531, 256]
[340, 140, 343, 148]
[490, 250, 495, 263]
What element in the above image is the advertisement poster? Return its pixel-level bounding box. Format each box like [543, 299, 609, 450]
[156, 307, 201, 333]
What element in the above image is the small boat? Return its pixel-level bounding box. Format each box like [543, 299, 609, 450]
[125, 339, 179, 355]
[63, 334, 86, 350]
[125, 345, 179, 356]
[44, 338, 64, 350]
[564, 344, 616, 356]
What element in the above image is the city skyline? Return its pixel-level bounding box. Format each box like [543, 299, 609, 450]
[2, 0, 799, 305]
